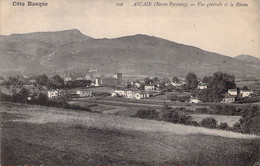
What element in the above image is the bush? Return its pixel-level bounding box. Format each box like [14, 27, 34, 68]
[232, 122, 242, 133]
[169, 95, 178, 101]
[160, 109, 191, 124]
[218, 122, 229, 130]
[236, 106, 260, 135]
[200, 117, 217, 129]
[186, 121, 200, 126]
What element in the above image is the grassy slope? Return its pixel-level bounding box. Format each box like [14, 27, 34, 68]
[1, 102, 259, 166]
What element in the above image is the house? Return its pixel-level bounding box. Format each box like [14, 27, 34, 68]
[171, 82, 183, 87]
[76, 89, 92, 97]
[112, 73, 123, 84]
[125, 89, 134, 99]
[95, 74, 122, 87]
[29, 79, 37, 84]
[240, 90, 253, 98]
[64, 75, 73, 82]
[198, 82, 207, 89]
[95, 78, 102, 86]
[47, 89, 65, 99]
[144, 85, 155, 91]
[189, 98, 202, 104]
[114, 89, 125, 96]
[222, 97, 235, 103]
[228, 89, 238, 96]
[134, 92, 150, 100]
[134, 82, 142, 88]
[112, 88, 150, 100]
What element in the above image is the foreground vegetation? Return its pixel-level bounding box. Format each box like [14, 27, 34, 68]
[133, 104, 260, 135]
[0, 89, 92, 112]
[1, 102, 259, 166]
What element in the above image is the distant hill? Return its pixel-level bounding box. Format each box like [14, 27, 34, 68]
[0, 29, 259, 79]
[235, 55, 260, 65]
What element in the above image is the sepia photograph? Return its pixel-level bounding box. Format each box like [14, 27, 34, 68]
[0, 0, 259, 165]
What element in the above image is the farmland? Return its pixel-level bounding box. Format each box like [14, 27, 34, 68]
[1, 102, 259, 166]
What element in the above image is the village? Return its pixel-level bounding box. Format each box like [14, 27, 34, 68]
[0, 70, 257, 107]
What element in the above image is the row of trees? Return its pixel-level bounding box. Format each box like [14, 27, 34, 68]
[2, 74, 92, 90]
[33, 74, 65, 89]
[0, 88, 91, 112]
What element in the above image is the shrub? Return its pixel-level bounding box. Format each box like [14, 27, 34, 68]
[232, 122, 241, 133]
[236, 106, 260, 135]
[218, 123, 229, 130]
[186, 121, 200, 126]
[160, 109, 191, 124]
[169, 95, 178, 101]
[200, 117, 217, 129]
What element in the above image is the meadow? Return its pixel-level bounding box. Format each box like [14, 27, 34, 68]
[1, 102, 259, 166]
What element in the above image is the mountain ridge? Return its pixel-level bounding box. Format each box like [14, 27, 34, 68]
[234, 54, 260, 64]
[0, 29, 259, 79]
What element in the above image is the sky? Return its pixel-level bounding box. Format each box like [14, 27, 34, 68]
[1, 0, 259, 58]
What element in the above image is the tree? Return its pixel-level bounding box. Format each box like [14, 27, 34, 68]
[202, 76, 211, 84]
[219, 123, 229, 130]
[200, 117, 217, 129]
[37, 74, 49, 86]
[242, 86, 249, 90]
[152, 77, 160, 84]
[172, 76, 179, 83]
[52, 75, 64, 88]
[208, 72, 236, 94]
[144, 77, 153, 85]
[13, 88, 29, 102]
[198, 72, 236, 102]
[186, 72, 198, 90]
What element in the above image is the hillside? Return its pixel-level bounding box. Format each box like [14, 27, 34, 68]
[0, 29, 259, 78]
[235, 54, 260, 64]
[1, 102, 259, 165]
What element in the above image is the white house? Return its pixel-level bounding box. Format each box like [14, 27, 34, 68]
[134, 82, 142, 88]
[95, 78, 102, 86]
[222, 97, 235, 103]
[64, 75, 73, 82]
[240, 90, 253, 98]
[48, 89, 64, 99]
[134, 92, 150, 100]
[114, 89, 125, 96]
[144, 85, 155, 91]
[198, 82, 207, 89]
[125, 90, 134, 99]
[171, 82, 183, 87]
[228, 89, 238, 96]
[76, 89, 92, 97]
[189, 98, 202, 104]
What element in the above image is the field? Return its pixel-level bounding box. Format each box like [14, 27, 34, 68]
[1, 102, 260, 166]
[191, 114, 241, 126]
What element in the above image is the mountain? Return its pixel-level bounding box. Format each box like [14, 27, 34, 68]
[234, 55, 260, 64]
[0, 29, 259, 79]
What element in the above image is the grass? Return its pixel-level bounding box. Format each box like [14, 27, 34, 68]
[1, 102, 260, 166]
